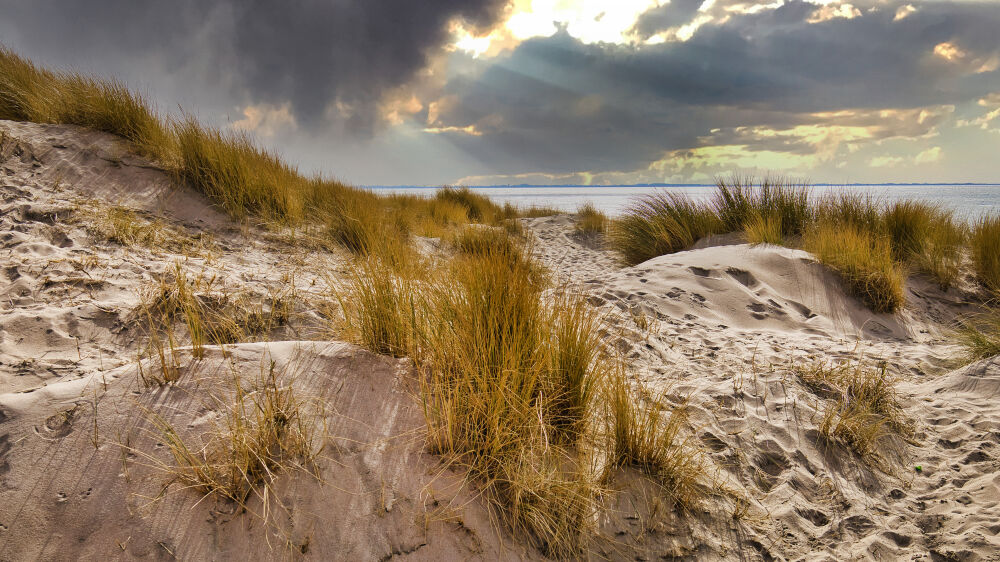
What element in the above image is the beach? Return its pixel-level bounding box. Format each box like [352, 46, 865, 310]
[2, 119, 1000, 560]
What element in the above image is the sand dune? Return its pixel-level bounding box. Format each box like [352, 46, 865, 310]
[3, 120, 1000, 560]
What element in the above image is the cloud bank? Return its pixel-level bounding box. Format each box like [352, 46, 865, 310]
[0, 0, 998, 184]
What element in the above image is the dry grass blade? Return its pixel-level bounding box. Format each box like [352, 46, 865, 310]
[337, 255, 418, 358]
[957, 309, 1000, 360]
[134, 264, 294, 366]
[714, 174, 811, 238]
[971, 215, 1000, 293]
[803, 222, 905, 313]
[148, 358, 317, 509]
[606, 372, 705, 510]
[611, 192, 721, 265]
[743, 212, 784, 246]
[797, 360, 909, 470]
[574, 202, 608, 235]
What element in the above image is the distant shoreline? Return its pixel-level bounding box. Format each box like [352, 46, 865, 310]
[368, 182, 1000, 189]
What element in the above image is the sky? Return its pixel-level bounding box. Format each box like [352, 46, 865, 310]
[0, 0, 998, 186]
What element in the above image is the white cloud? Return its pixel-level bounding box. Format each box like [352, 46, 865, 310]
[914, 146, 942, 164]
[232, 103, 296, 137]
[868, 155, 904, 168]
[893, 4, 916, 21]
[807, 2, 861, 24]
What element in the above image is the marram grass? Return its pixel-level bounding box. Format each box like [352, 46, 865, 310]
[0, 45, 539, 256]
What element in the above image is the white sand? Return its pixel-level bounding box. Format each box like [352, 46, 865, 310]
[2, 121, 999, 560]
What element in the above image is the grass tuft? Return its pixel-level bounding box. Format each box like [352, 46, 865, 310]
[611, 192, 720, 265]
[574, 202, 608, 235]
[743, 212, 784, 246]
[714, 174, 811, 238]
[970, 215, 1000, 293]
[337, 256, 418, 358]
[884, 201, 965, 289]
[0, 47, 172, 160]
[797, 360, 909, 469]
[175, 119, 309, 222]
[150, 359, 316, 507]
[136, 264, 293, 365]
[803, 222, 905, 313]
[606, 372, 704, 509]
[958, 310, 1000, 360]
[434, 186, 505, 224]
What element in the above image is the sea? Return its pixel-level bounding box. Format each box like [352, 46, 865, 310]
[369, 184, 1000, 221]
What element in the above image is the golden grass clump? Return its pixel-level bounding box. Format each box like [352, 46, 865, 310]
[89, 205, 174, 248]
[814, 192, 885, 235]
[743, 211, 784, 246]
[958, 310, 1000, 361]
[970, 215, 1000, 293]
[175, 119, 313, 222]
[803, 222, 906, 313]
[611, 192, 721, 265]
[418, 245, 603, 555]
[434, 186, 506, 223]
[574, 202, 608, 235]
[2, 46, 565, 258]
[324, 190, 412, 258]
[521, 205, 564, 218]
[883, 201, 966, 289]
[136, 265, 293, 367]
[149, 359, 317, 508]
[797, 360, 909, 469]
[0, 47, 173, 160]
[714, 174, 811, 238]
[337, 255, 418, 358]
[338, 227, 609, 555]
[606, 372, 704, 509]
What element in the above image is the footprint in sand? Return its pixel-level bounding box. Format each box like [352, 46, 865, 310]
[0, 433, 11, 477]
[726, 267, 758, 288]
[796, 507, 830, 527]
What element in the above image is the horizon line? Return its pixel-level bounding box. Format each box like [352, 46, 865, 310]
[364, 182, 1000, 189]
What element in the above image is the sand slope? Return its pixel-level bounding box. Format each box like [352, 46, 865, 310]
[0, 341, 534, 561]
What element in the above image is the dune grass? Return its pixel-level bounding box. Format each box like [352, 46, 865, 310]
[606, 372, 704, 509]
[87, 204, 175, 248]
[149, 358, 317, 509]
[574, 202, 608, 235]
[958, 310, 1000, 360]
[883, 201, 965, 290]
[335, 226, 713, 553]
[802, 222, 905, 313]
[419, 237, 603, 555]
[337, 255, 419, 358]
[797, 360, 909, 469]
[743, 211, 784, 246]
[971, 215, 1000, 293]
[609, 180, 990, 311]
[714, 174, 811, 238]
[813, 192, 884, 234]
[136, 264, 293, 367]
[0, 46, 555, 258]
[0, 46, 173, 160]
[612, 192, 721, 265]
[336, 229, 620, 555]
[434, 186, 509, 223]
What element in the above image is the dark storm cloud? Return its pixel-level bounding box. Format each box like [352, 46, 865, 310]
[428, 0, 1000, 174]
[630, 0, 706, 38]
[0, 0, 508, 133]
